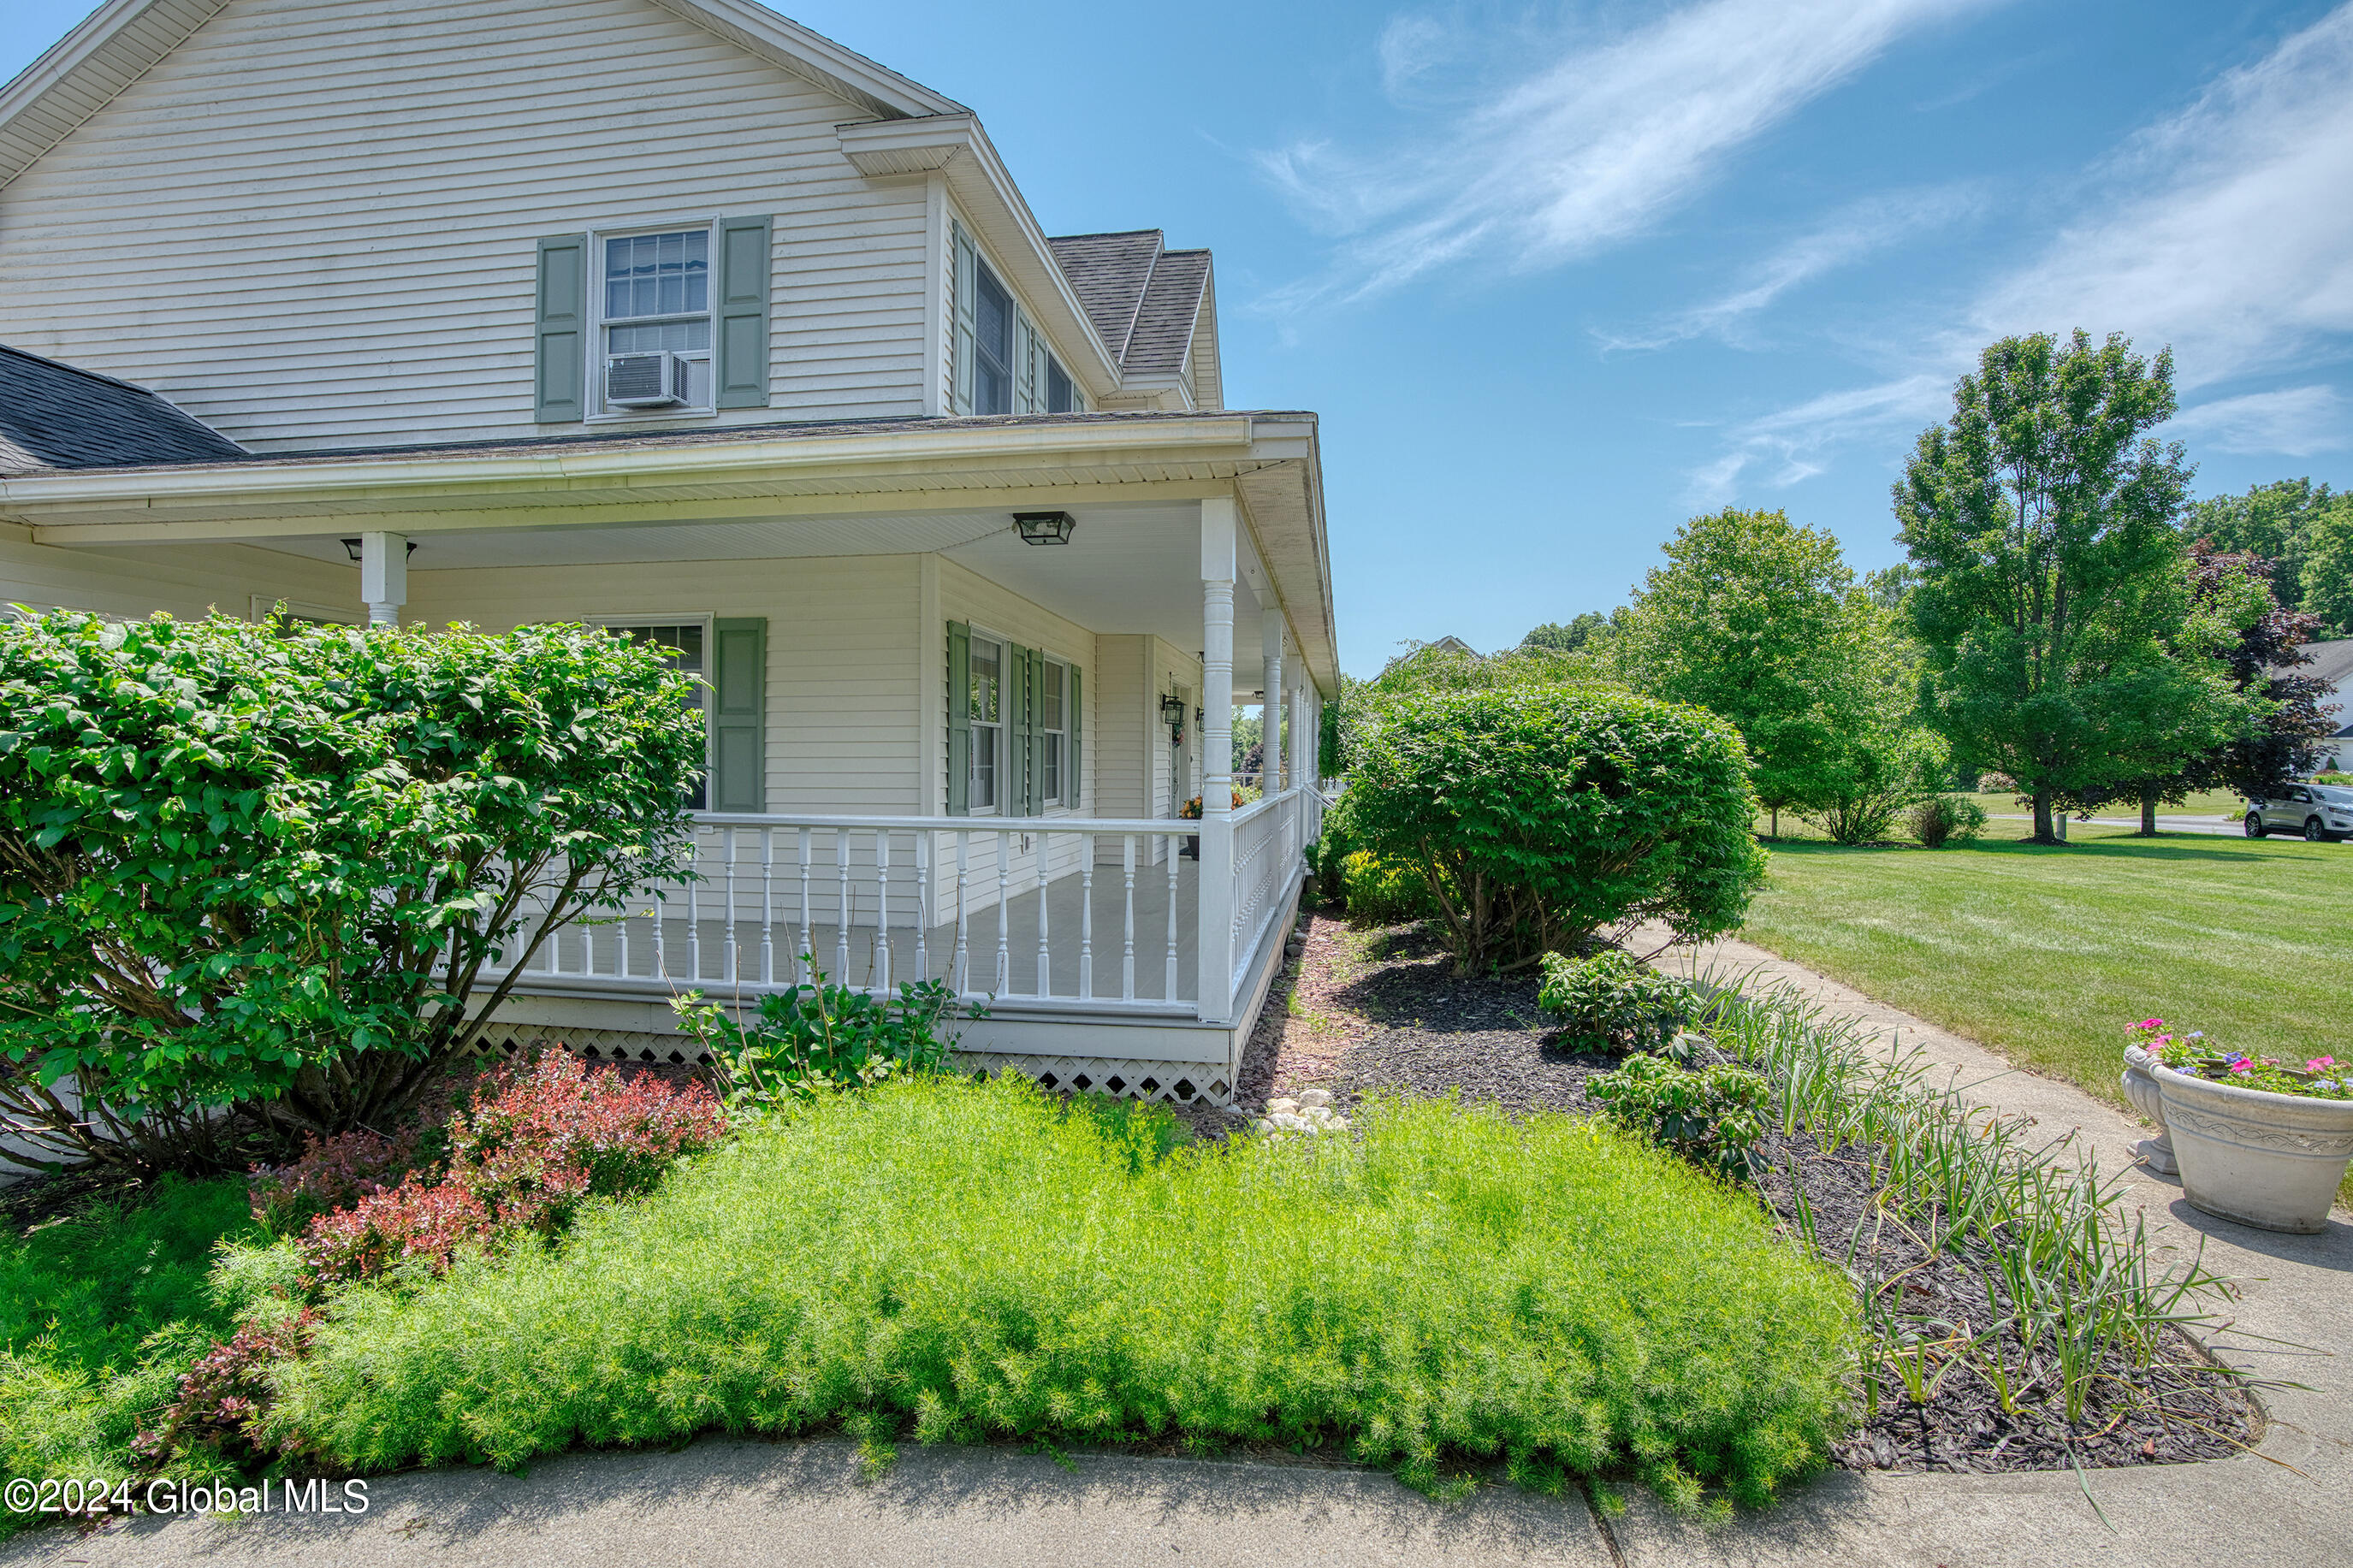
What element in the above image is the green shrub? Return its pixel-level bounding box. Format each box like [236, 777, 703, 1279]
[1344, 686, 1765, 972]
[270, 1076, 1856, 1512]
[1338, 851, 1436, 926]
[1797, 727, 1947, 846]
[1906, 794, 1988, 848]
[0, 1176, 261, 1519]
[1536, 950, 1695, 1053]
[1587, 1055, 1770, 1180]
[674, 968, 970, 1112]
[0, 611, 704, 1171]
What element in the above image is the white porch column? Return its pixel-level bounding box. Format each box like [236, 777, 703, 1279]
[1197, 498, 1237, 1023]
[1260, 609, 1285, 793]
[359, 531, 407, 628]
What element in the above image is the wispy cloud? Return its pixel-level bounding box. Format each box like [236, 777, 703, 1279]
[2167, 386, 2348, 458]
[1254, 0, 1994, 311]
[1690, 4, 2353, 497]
[1687, 373, 1949, 505]
[1969, 6, 2353, 387]
[1599, 184, 1986, 352]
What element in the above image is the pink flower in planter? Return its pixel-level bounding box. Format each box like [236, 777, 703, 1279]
[2226, 1058, 2254, 1075]
[2309, 1056, 2337, 1072]
[2140, 1019, 2166, 1030]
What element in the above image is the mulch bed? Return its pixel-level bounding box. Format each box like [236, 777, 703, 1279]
[1225, 903, 2261, 1476]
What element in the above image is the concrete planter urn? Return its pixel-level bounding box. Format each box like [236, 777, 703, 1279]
[2153, 1064, 2353, 1234]
[2119, 1044, 2178, 1174]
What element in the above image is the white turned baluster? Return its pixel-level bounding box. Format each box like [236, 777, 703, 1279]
[1034, 831, 1051, 998]
[874, 831, 892, 992]
[1165, 833, 1180, 1001]
[913, 834, 929, 985]
[797, 826, 813, 984]
[686, 828, 703, 981]
[723, 826, 738, 985]
[617, 888, 631, 979]
[760, 828, 774, 985]
[994, 829, 1011, 995]
[834, 830, 851, 985]
[1121, 835, 1138, 1002]
[953, 831, 971, 995]
[1078, 845, 1094, 1002]
[652, 881, 667, 979]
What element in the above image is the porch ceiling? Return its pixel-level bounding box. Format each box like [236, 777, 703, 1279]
[0, 411, 1336, 689]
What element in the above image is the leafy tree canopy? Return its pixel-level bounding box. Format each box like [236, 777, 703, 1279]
[1520, 612, 1612, 654]
[2184, 478, 2353, 637]
[1893, 330, 2253, 842]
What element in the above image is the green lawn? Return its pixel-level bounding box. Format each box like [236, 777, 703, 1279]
[1739, 825, 2350, 1196]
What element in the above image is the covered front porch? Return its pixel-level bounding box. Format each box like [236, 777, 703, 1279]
[1, 412, 1339, 1102]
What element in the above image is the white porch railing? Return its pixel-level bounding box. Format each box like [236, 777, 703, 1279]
[495, 789, 1323, 1026]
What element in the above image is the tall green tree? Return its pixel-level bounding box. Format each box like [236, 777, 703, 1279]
[2184, 478, 2353, 636]
[1519, 612, 1611, 654]
[1893, 331, 2246, 842]
[1612, 506, 1920, 837]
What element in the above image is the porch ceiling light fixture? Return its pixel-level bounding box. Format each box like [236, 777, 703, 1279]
[341, 537, 418, 562]
[1013, 510, 1076, 546]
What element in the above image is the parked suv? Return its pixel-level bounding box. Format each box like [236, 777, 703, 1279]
[2245, 784, 2353, 842]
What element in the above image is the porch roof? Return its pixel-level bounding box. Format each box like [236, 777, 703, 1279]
[0, 409, 1339, 690]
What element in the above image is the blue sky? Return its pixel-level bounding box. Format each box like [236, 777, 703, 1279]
[7, 2, 2351, 674]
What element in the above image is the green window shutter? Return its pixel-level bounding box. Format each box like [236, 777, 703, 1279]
[1070, 665, 1082, 808]
[1022, 644, 1046, 816]
[534, 234, 588, 423]
[715, 215, 773, 409]
[951, 224, 976, 416]
[710, 618, 766, 813]
[946, 621, 971, 817]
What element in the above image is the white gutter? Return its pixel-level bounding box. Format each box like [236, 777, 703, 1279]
[0, 416, 1261, 511]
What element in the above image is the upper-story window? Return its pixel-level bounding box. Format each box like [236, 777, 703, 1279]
[602, 229, 712, 411]
[954, 222, 1085, 418]
[972, 260, 1013, 415]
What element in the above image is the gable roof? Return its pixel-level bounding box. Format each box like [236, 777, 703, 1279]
[0, 0, 963, 191]
[1046, 229, 1213, 380]
[2299, 636, 2353, 695]
[0, 344, 245, 472]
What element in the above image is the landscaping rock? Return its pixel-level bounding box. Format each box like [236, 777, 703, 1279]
[1296, 1089, 1333, 1109]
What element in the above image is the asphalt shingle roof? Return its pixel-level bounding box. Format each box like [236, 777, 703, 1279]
[1046, 229, 1210, 378]
[0, 346, 244, 473]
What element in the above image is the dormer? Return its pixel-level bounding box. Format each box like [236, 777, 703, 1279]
[1047, 232, 1223, 413]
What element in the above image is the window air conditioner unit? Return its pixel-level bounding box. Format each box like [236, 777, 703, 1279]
[606, 350, 690, 409]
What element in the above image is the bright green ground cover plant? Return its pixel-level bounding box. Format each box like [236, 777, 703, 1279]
[267, 1077, 1858, 1514]
[0, 1177, 259, 1535]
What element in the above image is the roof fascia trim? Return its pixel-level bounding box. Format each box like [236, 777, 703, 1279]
[641, 0, 964, 121]
[0, 0, 227, 191]
[849, 115, 1120, 393]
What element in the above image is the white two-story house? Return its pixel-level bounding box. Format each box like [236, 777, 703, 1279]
[0, 0, 1338, 1106]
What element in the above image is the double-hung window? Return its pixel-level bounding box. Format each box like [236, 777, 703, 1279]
[602, 228, 712, 411]
[971, 259, 1014, 416]
[967, 632, 1004, 811]
[1040, 659, 1068, 806]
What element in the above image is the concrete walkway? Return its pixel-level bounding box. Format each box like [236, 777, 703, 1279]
[9, 938, 2349, 1568]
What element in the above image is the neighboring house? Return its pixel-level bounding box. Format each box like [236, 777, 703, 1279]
[2298, 637, 2353, 772]
[0, 0, 1337, 1106]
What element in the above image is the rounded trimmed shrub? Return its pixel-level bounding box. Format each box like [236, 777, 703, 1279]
[1343, 686, 1765, 972]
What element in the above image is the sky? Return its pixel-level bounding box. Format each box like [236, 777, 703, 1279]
[6, 1, 2352, 675]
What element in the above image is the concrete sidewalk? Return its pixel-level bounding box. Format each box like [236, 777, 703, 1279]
[9, 939, 2349, 1568]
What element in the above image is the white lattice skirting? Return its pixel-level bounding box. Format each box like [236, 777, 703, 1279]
[469, 1025, 1234, 1107]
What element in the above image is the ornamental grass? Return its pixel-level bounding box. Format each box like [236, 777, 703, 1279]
[270, 1075, 1857, 1512]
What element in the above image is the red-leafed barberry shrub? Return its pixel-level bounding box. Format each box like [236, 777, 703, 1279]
[248, 1067, 477, 1233]
[299, 1176, 496, 1286]
[133, 1310, 319, 1468]
[294, 1052, 726, 1286]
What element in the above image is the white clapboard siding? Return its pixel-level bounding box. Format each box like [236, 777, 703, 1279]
[0, 0, 930, 450]
[1090, 634, 1151, 828]
[0, 529, 355, 624]
[406, 553, 924, 818]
